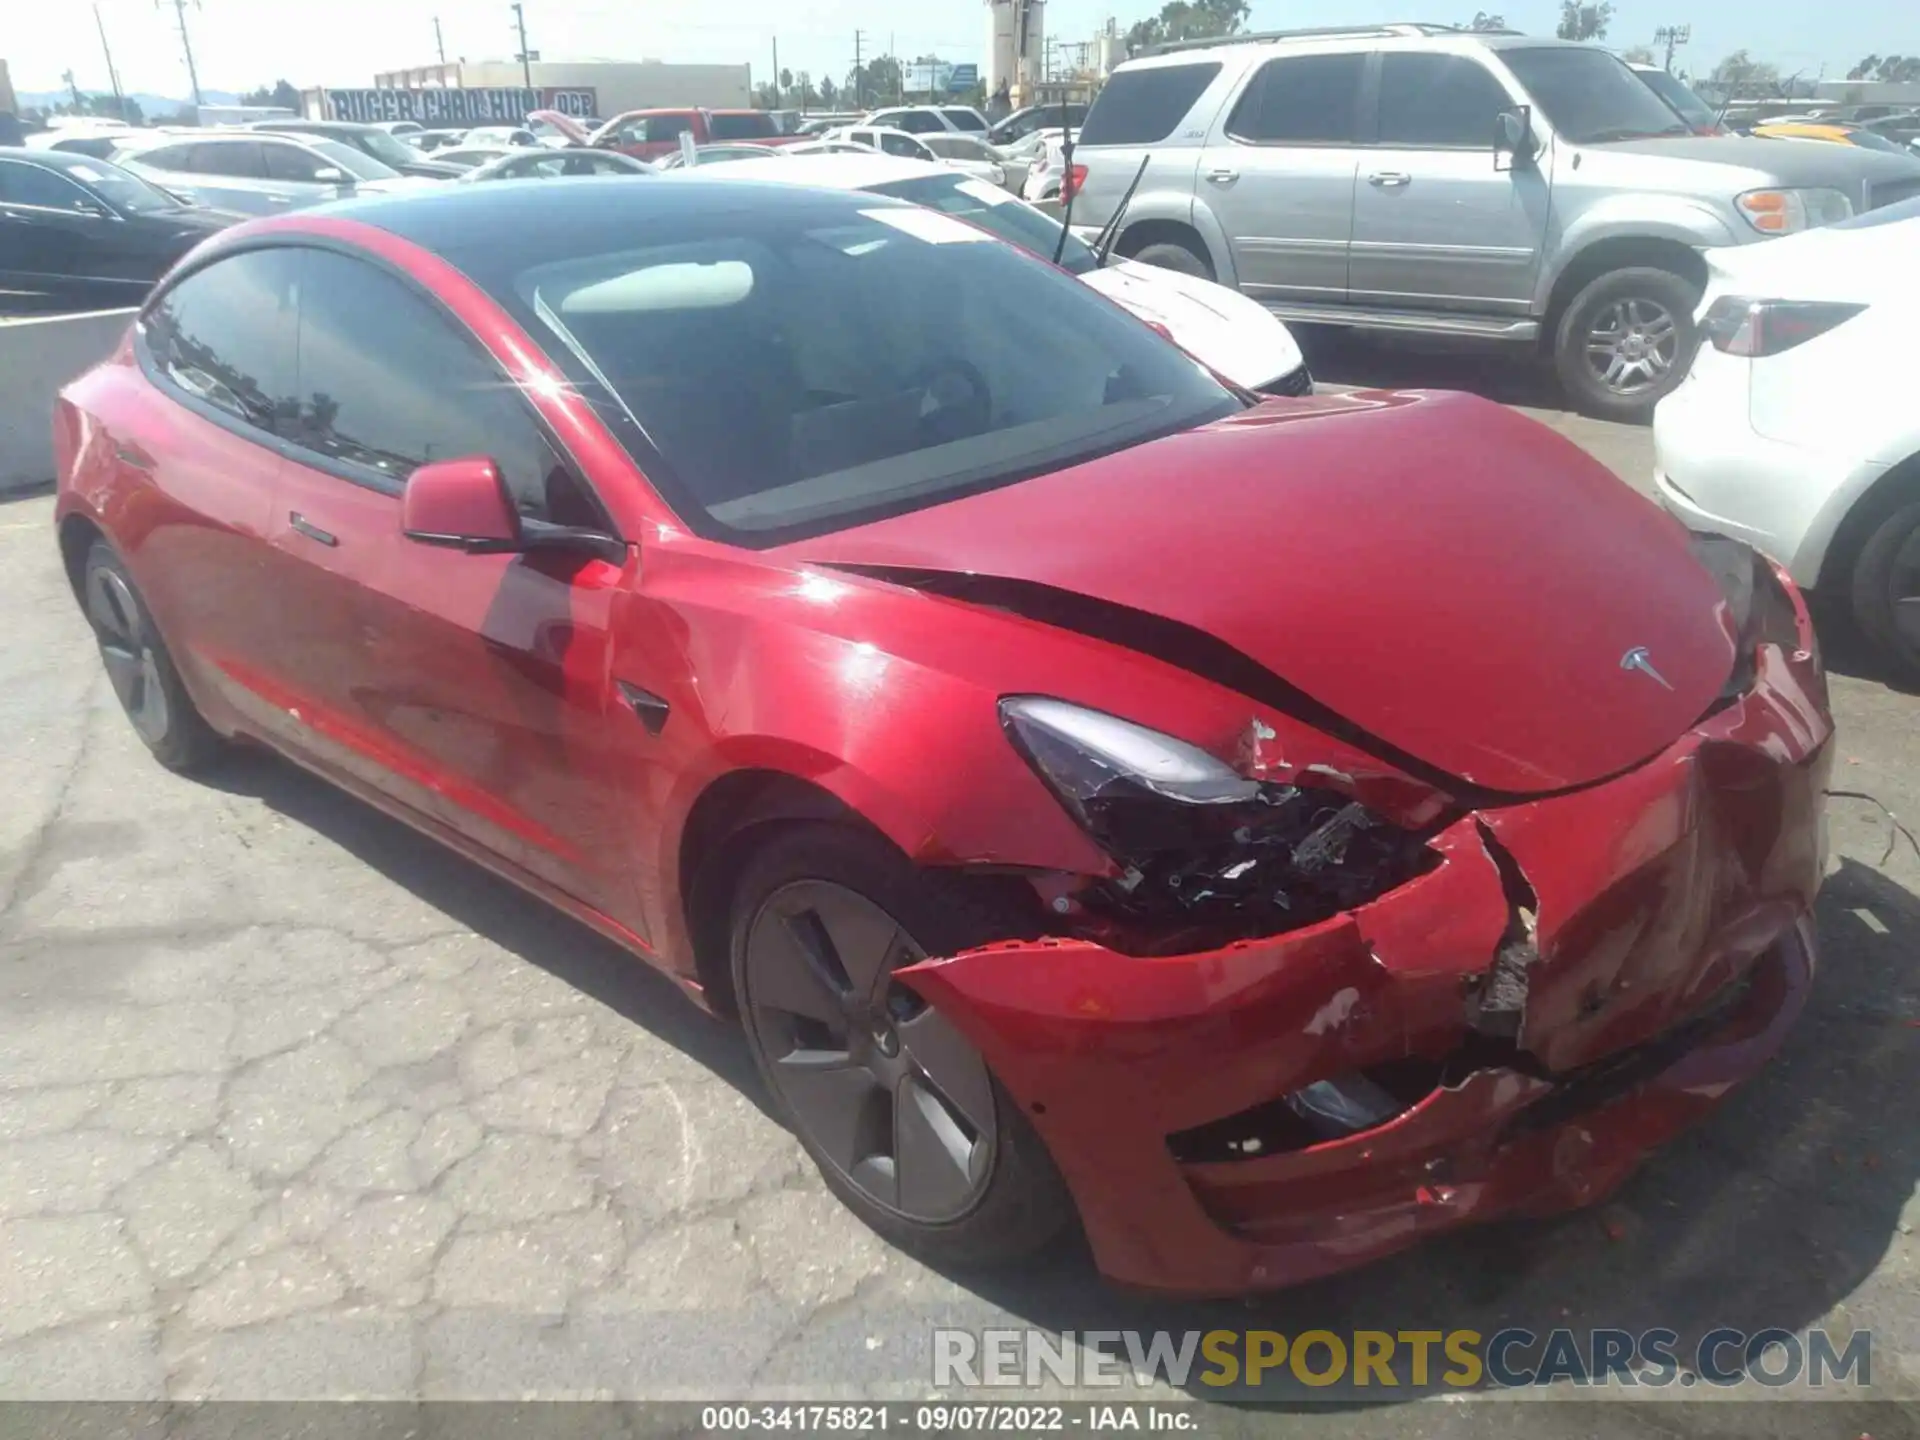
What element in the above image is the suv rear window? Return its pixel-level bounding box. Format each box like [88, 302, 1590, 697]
[1079, 63, 1222, 145]
[709, 112, 777, 140]
[1227, 53, 1365, 144]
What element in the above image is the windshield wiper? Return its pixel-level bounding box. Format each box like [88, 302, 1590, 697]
[1092, 155, 1151, 268]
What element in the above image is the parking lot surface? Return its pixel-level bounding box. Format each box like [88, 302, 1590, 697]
[3, 351, 1919, 1423]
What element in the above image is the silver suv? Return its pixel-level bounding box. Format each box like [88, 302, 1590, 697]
[1073, 23, 1920, 419]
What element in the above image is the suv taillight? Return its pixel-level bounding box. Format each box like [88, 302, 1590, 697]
[1061, 163, 1087, 203]
[1700, 296, 1866, 357]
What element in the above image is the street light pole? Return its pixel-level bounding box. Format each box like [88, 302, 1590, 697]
[512, 2, 533, 91]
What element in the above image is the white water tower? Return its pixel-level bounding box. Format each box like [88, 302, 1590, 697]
[985, 0, 1046, 107]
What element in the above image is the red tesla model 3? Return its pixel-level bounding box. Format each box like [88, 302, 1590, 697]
[53, 180, 1832, 1295]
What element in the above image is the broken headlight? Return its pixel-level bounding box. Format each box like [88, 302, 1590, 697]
[1000, 696, 1437, 937]
[1690, 533, 1807, 702]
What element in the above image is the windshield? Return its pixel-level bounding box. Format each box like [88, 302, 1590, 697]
[1633, 68, 1717, 131]
[354, 129, 424, 168]
[1502, 47, 1692, 143]
[64, 157, 184, 215]
[305, 138, 398, 181]
[865, 173, 1098, 275]
[466, 199, 1234, 544]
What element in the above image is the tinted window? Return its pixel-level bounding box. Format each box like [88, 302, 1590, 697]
[143, 248, 302, 434]
[62, 159, 182, 215]
[128, 144, 193, 172]
[879, 132, 930, 158]
[896, 113, 946, 134]
[645, 115, 694, 143]
[468, 199, 1238, 544]
[263, 143, 337, 182]
[1502, 47, 1691, 143]
[1228, 54, 1364, 143]
[709, 112, 777, 140]
[188, 142, 265, 177]
[292, 250, 600, 526]
[1376, 53, 1512, 147]
[942, 109, 988, 132]
[0, 160, 94, 211]
[1079, 63, 1221, 145]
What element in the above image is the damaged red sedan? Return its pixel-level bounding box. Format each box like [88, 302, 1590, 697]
[53, 180, 1832, 1295]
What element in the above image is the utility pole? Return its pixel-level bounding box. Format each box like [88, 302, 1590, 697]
[1653, 23, 1690, 73]
[93, 3, 127, 120]
[511, 2, 533, 91]
[853, 30, 866, 108]
[434, 16, 447, 65]
[156, 0, 203, 108]
[771, 38, 779, 108]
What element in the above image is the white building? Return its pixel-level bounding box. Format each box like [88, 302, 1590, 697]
[369, 59, 751, 118]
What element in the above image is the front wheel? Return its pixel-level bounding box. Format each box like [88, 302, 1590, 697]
[81, 541, 224, 773]
[1553, 267, 1699, 423]
[729, 823, 1072, 1267]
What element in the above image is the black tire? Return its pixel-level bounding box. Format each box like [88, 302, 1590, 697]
[1552, 266, 1700, 423]
[81, 541, 224, 773]
[1130, 239, 1213, 281]
[728, 822, 1073, 1268]
[1849, 497, 1920, 685]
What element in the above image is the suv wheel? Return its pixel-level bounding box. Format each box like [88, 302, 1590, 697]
[1130, 240, 1213, 281]
[1553, 267, 1699, 423]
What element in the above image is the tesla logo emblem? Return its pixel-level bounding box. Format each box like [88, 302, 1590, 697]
[1619, 646, 1673, 690]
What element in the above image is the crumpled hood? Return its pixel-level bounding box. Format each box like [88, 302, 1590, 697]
[789, 391, 1736, 796]
[1081, 259, 1304, 389]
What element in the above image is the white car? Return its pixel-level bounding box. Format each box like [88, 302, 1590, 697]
[1655, 195, 1920, 678]
[827, 126, 1008, 189]
[862, 105, 992, 136]
[673, 153, 1309, 396]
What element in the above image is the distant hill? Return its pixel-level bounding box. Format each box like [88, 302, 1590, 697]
[16, 88, 242, 114]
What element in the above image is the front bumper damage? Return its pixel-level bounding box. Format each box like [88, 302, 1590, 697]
[900, 640, 1832, 1295]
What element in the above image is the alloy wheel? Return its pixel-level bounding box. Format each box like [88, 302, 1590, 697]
[1585, 297, 1680, 395]
[86, 566, 170, 745]
[743, 880, 996, 1223]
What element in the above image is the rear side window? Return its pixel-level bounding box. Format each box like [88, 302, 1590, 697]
[942, 109, 987, 132]
[1227, 54, 1365, 144]
[1376, 53, 1512, 147]
[709, 112, 776, 140]
[291, 250, 603, 527]
[262, 143, 334, 183]
[0, 160, 92, 211]
[879, 132, 930, 159]
[143, 248, 302, 435]
[129, 144, 192, 171]
[645, 115, 694, 143]
[1079, 62, 1222, 145]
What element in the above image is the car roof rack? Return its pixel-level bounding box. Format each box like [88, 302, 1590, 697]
[1147, 21, 1520, 56]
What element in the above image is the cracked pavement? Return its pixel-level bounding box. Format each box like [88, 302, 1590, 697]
[3, 399, 1919, 1424]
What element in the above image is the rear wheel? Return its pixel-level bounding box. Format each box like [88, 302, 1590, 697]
[1553, 266, 1698, 422]
[82, 542, 223, 773]
[1130, 240, 1213, 281]
[1850, 498, 1920, 684]
[730, 824, 1072, 1266]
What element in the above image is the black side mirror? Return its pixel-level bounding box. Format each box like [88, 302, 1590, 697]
[1495, 106, 1534, 170]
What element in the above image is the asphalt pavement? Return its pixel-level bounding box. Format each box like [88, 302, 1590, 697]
[3, 347, 1918, 1427]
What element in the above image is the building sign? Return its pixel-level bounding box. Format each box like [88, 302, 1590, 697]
[320, 87, 598, 124]
[947, 64, 980, 90]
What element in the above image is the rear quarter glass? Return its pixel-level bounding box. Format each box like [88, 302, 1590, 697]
[1078, 63, 1224, 146]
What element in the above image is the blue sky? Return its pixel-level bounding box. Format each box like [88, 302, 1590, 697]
[8, 0, 1909, 101]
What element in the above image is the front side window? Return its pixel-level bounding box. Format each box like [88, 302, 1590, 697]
[291, 251, 602, 527]
[461, 197, 1239, 544]
[263, 143, 340, 183]
[1079, 63, 1222, 145]
[1227, 53, 1365, 144]
[0, 160, 95, 212]
[879, 132, 931, 159]
[63, 159, 182, 215]
[187, 142, 266, 178]
[1376, 53, 1513, 148]
[142, 247, 302, 434]
[1501, 47, 1692, 142]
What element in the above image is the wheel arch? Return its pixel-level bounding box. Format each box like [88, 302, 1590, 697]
[1115, 218, 1223, 284]
[1539, 236, 1710, 354]
[57, 511, 106, 604]
[1815, 450, 1920, 596]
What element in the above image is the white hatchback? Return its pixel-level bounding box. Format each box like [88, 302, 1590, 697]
[1654, 196, 1920, 678]
[678, 153, 1310, 396]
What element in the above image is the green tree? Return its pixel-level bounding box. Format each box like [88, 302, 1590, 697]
[818, 75, 838, 107]
[1620, 43, 1655, 64]
[1708, 49, 1783, 98]
[1463, 10, 1507, 29]
[1852, 54, 1920, 82]
[847, 55, 903, 107]
[1125, 0, 1250, 56]
[240, 79, 300, 111]
[1555, 1, 1614, 40]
